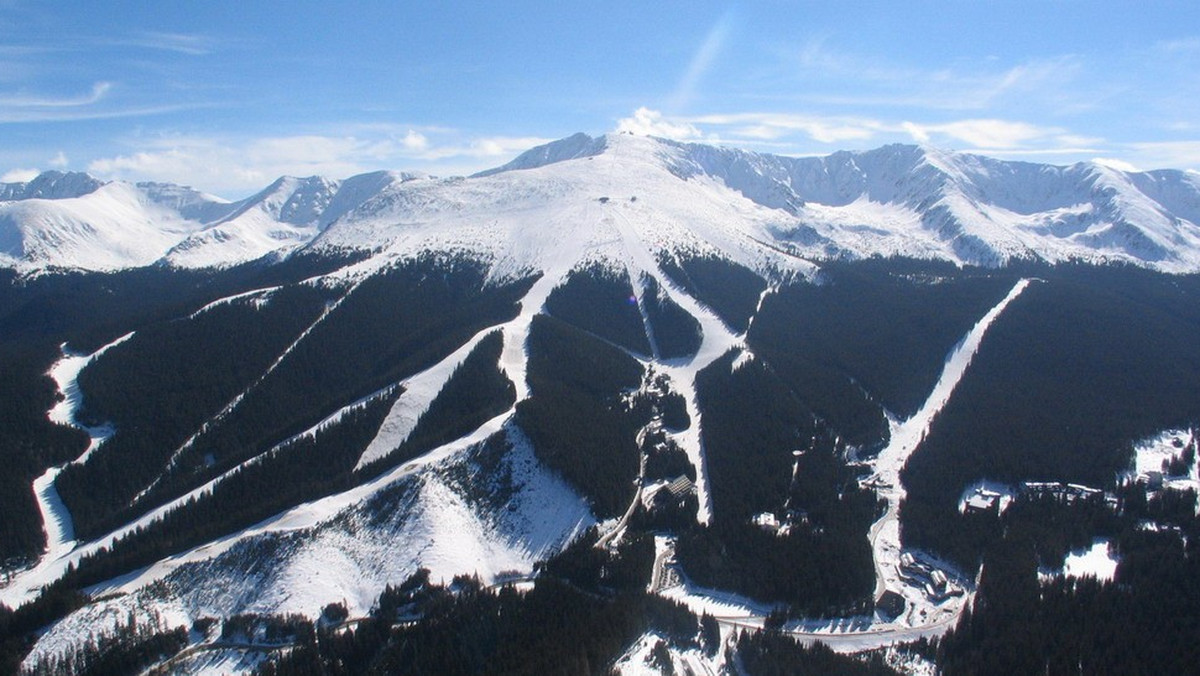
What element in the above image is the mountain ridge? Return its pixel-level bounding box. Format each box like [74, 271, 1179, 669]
[3, 134, 1200, 273]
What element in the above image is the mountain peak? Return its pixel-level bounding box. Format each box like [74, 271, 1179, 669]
[473, 133, 608, 177]
[0, 170, 106, 201]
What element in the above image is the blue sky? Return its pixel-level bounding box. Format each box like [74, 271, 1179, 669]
[1, 1, 1198, 196]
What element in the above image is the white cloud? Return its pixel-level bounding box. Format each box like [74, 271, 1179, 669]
[88, 135, 385, 192]
[1, 167, 39, 182]
[401, 130, 429, 152]
[48, 151, 68, 168]
[1125, 141, 1200, 170]
[85, 129, 557, 196]
[0, 81, 112, 108]
[615, 107, 704, 140]
[901, 119, 1057, 149]
[1091, 157, 1141, 172]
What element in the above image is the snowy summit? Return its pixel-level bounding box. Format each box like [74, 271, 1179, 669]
[2, 133, 1200, 274]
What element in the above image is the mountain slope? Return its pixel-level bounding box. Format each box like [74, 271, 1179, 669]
[5, 135, 1200, 273]
[5, 133, 1200, 675]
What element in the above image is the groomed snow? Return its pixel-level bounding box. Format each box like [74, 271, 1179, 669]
[24, 333, 133, 569]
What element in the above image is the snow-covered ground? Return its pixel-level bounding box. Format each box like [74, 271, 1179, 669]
[612, 631, 724, 676]
[1041, 538, 1120, 583]
[17, 134, 1136, 672]
[24, 423, 594, 671]
[21, 334, 133, 571]
[1125, 428, 1199, 498]
[635, 277, 1034, 655]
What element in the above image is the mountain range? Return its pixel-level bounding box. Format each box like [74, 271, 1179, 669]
[1, 133, 1199, 675]
[4, 133, 1200, 274]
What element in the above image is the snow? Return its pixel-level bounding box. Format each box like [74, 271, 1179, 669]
[19, 334, 134, 571]
[1126, 428, 1200, 498]
[356, 328, 496, 470]
[8, 136, 1200, 273]
[29, 423, 593, 666]
[612, 631, 724, 676]
[16, 132, 1200, 666]
[1045, 539, 1120, 582]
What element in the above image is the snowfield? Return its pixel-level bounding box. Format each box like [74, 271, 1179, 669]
[4, 133, 1200, 273]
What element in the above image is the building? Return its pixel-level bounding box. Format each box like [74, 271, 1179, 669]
[876, 590, 906, 619]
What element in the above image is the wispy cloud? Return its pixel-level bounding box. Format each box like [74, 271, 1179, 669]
[0, 81, 111, 108]
[684, 112, 882, 144]
[771, 40, 1083, 113]
[1125, 141, 1200, 170]
[0, 101, 210, 124]
[107, 31, 215, 56]
[901, 119, 1061, 149]
[85, 129, 556, 196]
[668, 10, 735, 112]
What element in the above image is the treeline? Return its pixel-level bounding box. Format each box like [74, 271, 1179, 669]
[0, 251, 358, 353]
[0, 253, 364, 560]
[901, 265, 1200, 569]
[62, 390, 399, 589]
[675, 351, 877, 614]
[0, 583, 90, 675]
[544, 264, 651, 355]
[358, 330, 516, 479]
[748, 259, 1015, 448]
[0, 345, 88, 563]
[516, 314, 646, 518]
[254, 525, 709, 676]
[62, 256, 534, 541]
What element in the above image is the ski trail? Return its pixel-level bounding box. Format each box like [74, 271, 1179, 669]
[1, 384, 400, 609]
[16, 333, 134, 588]
[138, 281, 357, 502]
[356, 327, 500, 470]
[83, 407, 522, 602]
[867, 278, 1031, 608]
[609, 207, 744, 524]
[186, 285, 281, 319]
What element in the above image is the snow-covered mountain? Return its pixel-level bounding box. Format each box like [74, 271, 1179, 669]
[5, 133, 1200, 675]
[0, 170, 425, 271]
[4, 134, 1200, 274]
